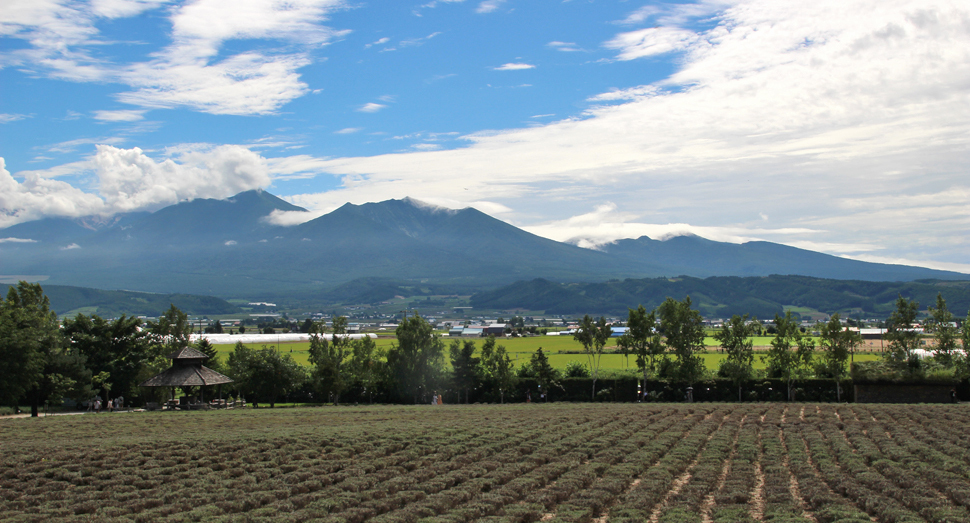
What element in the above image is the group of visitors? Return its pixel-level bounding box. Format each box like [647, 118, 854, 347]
[431, 391, 443, 405]
[87, 395, 124, 413]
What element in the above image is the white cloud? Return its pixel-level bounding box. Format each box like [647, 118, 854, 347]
[1, 0, 350, 115]
[604, 27, 700, 60]
[334, 127, 363, 134]
[263, 0, 970, 270]
[224, 240, 237, 246]
[357, 103, 387, 113]
[60, 243, 80, 250]
[94, 144, 271, 212]
[547, 41, 582, 52]
[263, 209, 319, 226]
[0, 146, 278, 227]
[0, 113, 29, 123]
[400, 32, 441, 47]
[16, 160, 95, 179]
[476, 0, 505, 14]
[0, 237, 38, 243]
[93, 109, 146, 122]
[0, 157, 106, 227]
[365, 37, 390, 48]
[493, 63, 535, 71]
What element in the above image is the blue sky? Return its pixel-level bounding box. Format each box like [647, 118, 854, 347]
[2, 0, 969, 273]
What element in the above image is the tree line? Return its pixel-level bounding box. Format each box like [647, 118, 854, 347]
[3, 281, 970, 416]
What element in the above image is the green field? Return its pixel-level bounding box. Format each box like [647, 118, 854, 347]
[214, 335, 884, 372]
[3, 403, 969, 522]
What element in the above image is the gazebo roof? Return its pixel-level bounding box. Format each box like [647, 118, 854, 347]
[139, 365, 233, 387]
[167, 346, 210, 360]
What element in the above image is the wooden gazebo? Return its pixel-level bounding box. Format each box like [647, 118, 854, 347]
[140, 347, 233, 408]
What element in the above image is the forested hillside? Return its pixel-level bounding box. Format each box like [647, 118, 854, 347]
[0, 284, 241, 317]
[470, 276, 970, 318]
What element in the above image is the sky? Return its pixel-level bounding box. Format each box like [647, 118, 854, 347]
[2, 0, 969, 273]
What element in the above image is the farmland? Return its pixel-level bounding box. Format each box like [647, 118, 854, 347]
[213, 336, 884, 371]
[3, 403, 970, 522]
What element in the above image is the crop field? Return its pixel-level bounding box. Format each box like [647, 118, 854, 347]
[213, 336, 884, 371]
[3, 403, 970, 522]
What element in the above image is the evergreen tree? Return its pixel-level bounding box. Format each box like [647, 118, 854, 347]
[449, 339, 479, 403]
[528, 347, 559, 401]
[928, 293, 957, 366]
[64, 313, 149, 401]
[480, 336, 516, 403]
[884, 295, 921, 368]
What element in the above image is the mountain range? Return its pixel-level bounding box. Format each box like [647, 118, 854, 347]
[1, 190, 966, 300]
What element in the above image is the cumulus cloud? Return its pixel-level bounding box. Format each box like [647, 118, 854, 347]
[94, 144, 271, 212]
[0, 157, 106, 227]
[60, 243, 80, 250]
[0, 144, 275, 227]
[493, 63, 535, 71]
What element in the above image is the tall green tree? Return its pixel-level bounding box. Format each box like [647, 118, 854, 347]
[308, 316, 352, 405]
[528, 347, 559, 401]
[960, 310, 970, 378]
[0, 283, 54, 412]
[763, 311, 815, 401]
[714, 314, 757, 401]
[346, 335, 386, 403]
[573, 315, 612, 400]
[147, 304, 193, 358]
[228, 343, 305, 408]
[0, 282, 91, 416]
[387, 314, 445, 403]
[618, 305, 665, 385]
[658, 296, 707, 384]
[928, 293, 957, 366]
[480, 336, 516, 403]
[884, 295, 921, 368]
[818, 314, 860, 402]
[449, 339, 480, 403]
[63, 313, 149, 402]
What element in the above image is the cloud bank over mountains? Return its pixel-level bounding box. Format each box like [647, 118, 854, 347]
[1, 0, 969, 272]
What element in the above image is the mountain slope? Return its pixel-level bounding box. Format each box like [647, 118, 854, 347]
[1, 191, 966, 298]
[602, 234, 967, 282]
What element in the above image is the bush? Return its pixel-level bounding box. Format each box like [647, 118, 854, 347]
[564, 361, 590, 378]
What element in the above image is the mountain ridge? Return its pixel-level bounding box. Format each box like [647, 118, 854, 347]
[1, 190, 965, 298]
